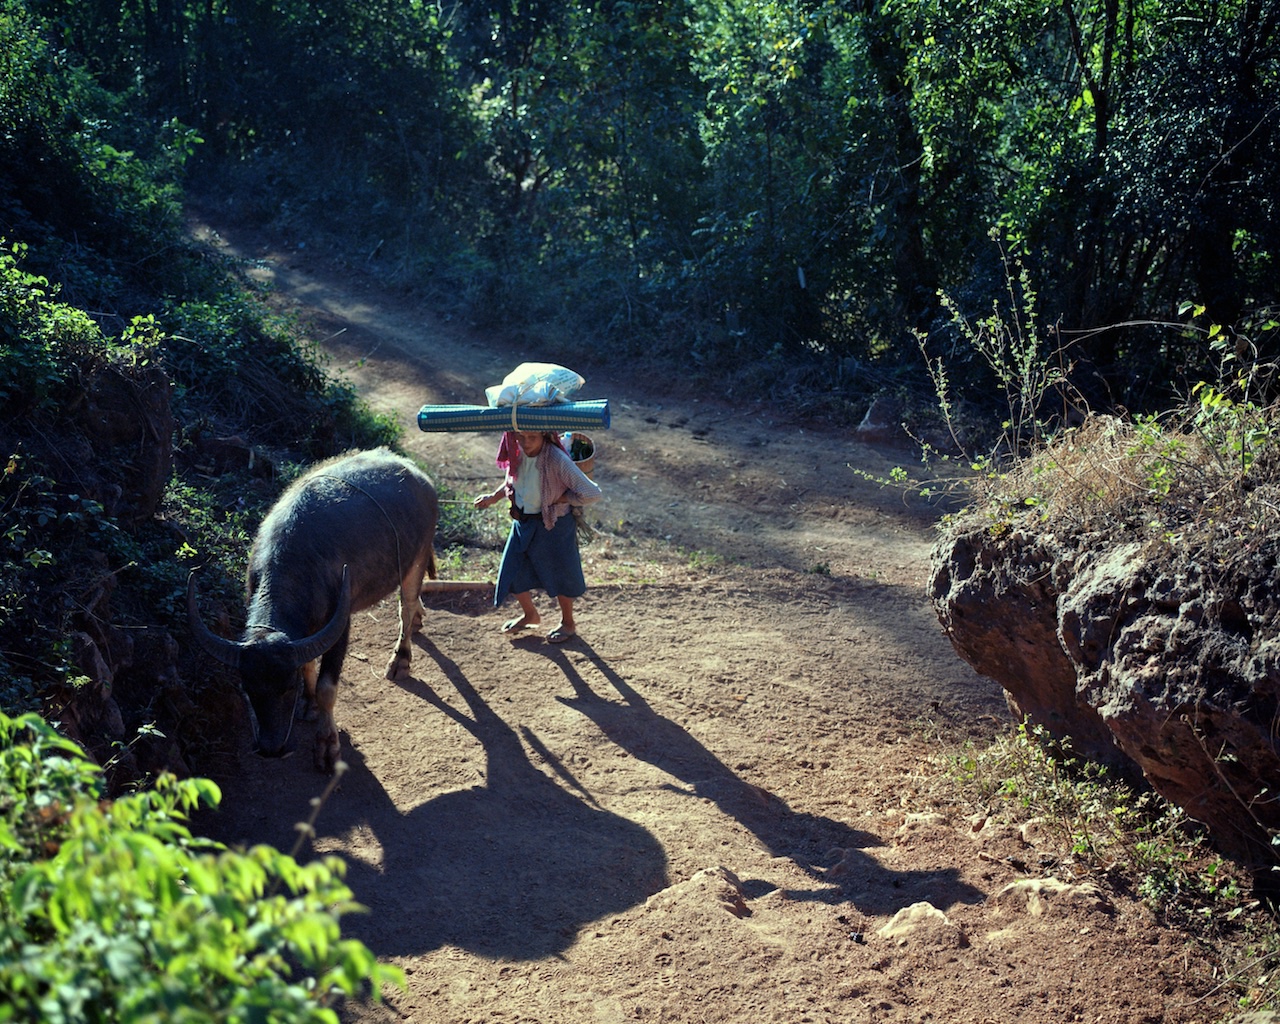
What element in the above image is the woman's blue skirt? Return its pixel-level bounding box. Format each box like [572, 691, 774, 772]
[495, 513, 585, 605]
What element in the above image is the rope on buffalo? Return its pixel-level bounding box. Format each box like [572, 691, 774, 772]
[315, 472, 406, 587]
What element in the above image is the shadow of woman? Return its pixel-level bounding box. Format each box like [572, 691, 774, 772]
[291, 635, 669, 961]
[536, 640, 984, 915]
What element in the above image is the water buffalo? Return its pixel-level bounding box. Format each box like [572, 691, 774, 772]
[188, 447, 439, 771]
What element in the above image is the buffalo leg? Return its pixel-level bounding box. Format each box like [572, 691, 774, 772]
[299, 659, 320, 721]
[385, 547, 435, 680]
[313, 630, 350, 773]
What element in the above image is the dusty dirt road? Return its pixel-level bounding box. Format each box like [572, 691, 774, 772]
[189, 211, 1231, 1024]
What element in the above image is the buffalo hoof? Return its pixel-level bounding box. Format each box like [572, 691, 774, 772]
[314, 729, 341, 773]
[384, 648, 412, 680]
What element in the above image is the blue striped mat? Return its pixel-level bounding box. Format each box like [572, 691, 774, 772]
[417, 398, 610, 433]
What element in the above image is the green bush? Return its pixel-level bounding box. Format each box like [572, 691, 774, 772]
[0, 242, 106, 417]
[163, 292, 399, 454]
[0, 711, 403, 1023]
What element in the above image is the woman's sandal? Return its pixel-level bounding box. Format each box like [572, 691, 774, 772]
[502, 617, 538, 634]
[547, 627, 577, 644]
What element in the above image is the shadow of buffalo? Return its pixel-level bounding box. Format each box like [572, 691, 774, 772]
[197, 635, 668, 962]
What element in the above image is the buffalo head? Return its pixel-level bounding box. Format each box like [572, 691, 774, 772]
[187, 566, 352, 756]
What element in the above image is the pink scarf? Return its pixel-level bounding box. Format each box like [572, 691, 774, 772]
[495, 430, 567, 480]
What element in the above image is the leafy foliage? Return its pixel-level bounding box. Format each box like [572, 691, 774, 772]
[9, 0, 1280, 415]
[0, 1, 198, 311]
[0, 711, 403, 1023]
[0, 244, 103, 416]
[0, 452, 124, 714]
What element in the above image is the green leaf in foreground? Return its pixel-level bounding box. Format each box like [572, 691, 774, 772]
[0, 711, 403, 1023]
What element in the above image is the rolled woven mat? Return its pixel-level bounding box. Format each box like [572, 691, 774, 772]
[416, 398, 610, 433]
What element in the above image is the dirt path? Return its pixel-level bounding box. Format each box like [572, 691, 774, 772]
[188, 212, 1230, 1024]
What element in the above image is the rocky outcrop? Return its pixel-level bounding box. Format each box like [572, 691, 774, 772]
[930, 516, 1280, 870]
[927, 528, 1118, 766]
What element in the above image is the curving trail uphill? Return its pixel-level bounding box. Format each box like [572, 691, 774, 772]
[188, 210, 1229, 1024]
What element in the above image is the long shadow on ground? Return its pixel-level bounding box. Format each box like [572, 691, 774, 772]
[201, 636, 668, 962]
[340, 636, 668, 959]
[537, 640, 985, 917]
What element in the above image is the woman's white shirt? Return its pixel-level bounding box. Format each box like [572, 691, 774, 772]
[513, 457, 541, 513]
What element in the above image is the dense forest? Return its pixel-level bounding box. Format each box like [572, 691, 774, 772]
[5, 0, 1279, 417]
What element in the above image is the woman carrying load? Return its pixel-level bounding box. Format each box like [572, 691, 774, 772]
[474, 429, 602, 643]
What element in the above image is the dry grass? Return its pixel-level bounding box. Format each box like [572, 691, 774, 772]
[971, 411, 1280, 546]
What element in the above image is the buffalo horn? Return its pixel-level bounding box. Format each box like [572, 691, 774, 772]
[289, 565, 353, 668]
[187, 570, 244, 670]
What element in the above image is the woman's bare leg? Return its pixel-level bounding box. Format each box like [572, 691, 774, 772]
[502, 591, 542, 632]
[554, 595, 576, 636]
